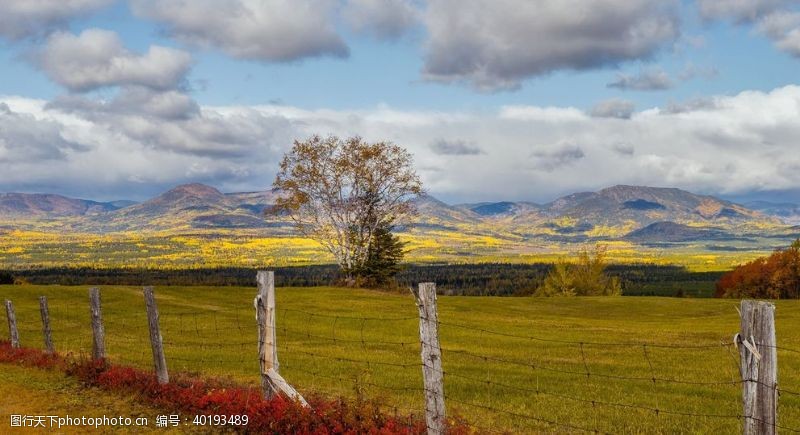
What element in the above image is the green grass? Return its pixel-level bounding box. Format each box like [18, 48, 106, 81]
[1, 285, 799, 433]
[0, 364, 185, 434]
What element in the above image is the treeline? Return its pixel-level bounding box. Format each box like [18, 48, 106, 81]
[715, 239, 800, 299]
[1, 263, 722, 297]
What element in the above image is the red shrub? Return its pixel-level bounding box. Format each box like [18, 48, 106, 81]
[716, 239, 800, 299]
[1, 341, 468, 434]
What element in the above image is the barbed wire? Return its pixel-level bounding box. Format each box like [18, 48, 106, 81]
[2, 293, 799, 434]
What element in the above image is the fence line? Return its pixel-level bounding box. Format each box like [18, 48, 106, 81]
[2, 274, 799, 434]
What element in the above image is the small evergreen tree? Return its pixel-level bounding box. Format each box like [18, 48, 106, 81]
[358, 220, 405, 287]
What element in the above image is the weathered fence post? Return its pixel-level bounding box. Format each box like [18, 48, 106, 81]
[412, 282, 446, 435]
[89, 288, 105, 360]
[5, 300, 19, 348]
[254, 271, 308, 406]
[39, 296, 54, 354]
[739, 300, 778, 435]
[143, 287, 169, 384]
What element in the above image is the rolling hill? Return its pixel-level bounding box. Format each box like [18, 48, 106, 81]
[0, 183, 790, 241]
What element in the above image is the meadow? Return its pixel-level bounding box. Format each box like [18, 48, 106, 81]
[1, 284, 799, 433]
[0, 228, 775, 272]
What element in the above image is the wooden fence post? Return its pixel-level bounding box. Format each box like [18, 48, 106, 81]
[5, 300, 19, 349]
[89, 288, 105, 360]
[254, 271, 308, 406]
[39, 296, 54, 354]
[739, 300, 778, 435]
[412, 282, 446, 435]
[143, 287, 169, 384]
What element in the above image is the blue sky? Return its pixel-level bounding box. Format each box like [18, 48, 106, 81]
[1, 1, 797, 111]
[1, 0, 800, 203]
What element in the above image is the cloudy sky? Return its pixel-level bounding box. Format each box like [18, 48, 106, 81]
[1, 0, 800, 204]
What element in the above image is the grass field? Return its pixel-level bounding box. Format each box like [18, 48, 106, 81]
[1, 285, 799, 433]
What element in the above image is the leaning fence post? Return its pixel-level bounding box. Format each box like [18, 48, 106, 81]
[5, 300, 20, 348]
[89, 288, 105, 360]
[143, 287, 169, 384]
[39, 296, 54, 354]
[738, 300, 778, 435]
[256, 271, 279, 397]
[412, 282, 446, 435]
[254, 271, 308, 406]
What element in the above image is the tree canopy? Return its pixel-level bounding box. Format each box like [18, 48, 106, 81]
[535, 245, 622, 297]
[715, 239, 800, 299]
[271, 135, 422, 283]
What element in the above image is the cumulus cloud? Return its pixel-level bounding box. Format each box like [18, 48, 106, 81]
[757, 11, 800, 57]
[697, 0, 791, 22]
[531, 144, 586, 171]
[661, 97, 720, 114]
[0, 103, 86, 163]
[430, 139, 483, 155]
[698, 0, 800, 57]
[421, 0, 679, 92]
[589, 99, 636, 119]
[342, 0, 419, 40]
[130, 0, 348, 62]
[5, 86, 800, 202]
[607, 68, 674, 91]
[36, 29, 192, 92]
[0, 0, 111, 40]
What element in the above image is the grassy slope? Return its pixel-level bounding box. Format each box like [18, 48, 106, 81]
[0, 364, 185, 434]
[1, 285, 799, 433]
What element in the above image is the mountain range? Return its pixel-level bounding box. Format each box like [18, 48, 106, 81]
[0, 183, 796, 246]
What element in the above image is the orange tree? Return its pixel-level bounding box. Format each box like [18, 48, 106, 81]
[716, 239, 800, 299]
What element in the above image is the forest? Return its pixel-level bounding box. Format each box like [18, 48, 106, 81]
[0, 263, 723, 297]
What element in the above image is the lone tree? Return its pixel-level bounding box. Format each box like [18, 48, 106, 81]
[271, 135, 422, 285]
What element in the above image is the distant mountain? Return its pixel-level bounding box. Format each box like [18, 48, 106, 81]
[0, 184, 784, 240]
[541, 185, 769, 228]
[96, 183, 285, 231]
[624, 222, 730, 243]
[461, 201, 541, 218]
[407, 195, 481, 230]
[0, 193, 119, 217]
[746, 201, 800, 224]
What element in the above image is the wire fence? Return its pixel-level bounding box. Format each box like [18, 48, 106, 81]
[2, 280, 800, 434]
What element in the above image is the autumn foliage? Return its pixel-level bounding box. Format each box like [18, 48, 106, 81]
[715, 239, 800, 299]
[0, 341, 469, 434]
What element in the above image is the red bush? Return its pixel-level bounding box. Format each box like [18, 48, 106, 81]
[716, 239, 800, 299]
[0, 341, 469, 434]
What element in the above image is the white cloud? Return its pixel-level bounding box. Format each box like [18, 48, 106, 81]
[342, 0, 419, 40]
[421, 0, 679, 91]
[589, 99, 636, 119]
[608, 68, 674, 91]
[757, 11, 800, 57]
[36, 29, 192, 92]
[697, 0, 792, 22]
[4, 85, 800, 202]
[698, 0, 800, 58]
[130, 0, 348, 62]
[0, 0, 111, 40]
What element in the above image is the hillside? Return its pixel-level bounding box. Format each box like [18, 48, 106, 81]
[0, 184, 793, 263]
[624, 222, 730, 243]
[542, 185, 767, 226]
[0, 193, 120, 217]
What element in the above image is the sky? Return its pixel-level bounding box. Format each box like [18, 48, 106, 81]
[1, 0, 800, 204]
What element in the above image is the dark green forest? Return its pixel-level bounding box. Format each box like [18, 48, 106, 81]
[0, 264, 723, 297]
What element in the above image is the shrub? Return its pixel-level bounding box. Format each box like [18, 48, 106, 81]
[715, 239, 800, 299]
[536, 245, 621, 297]
[0, 341, 470, 434]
